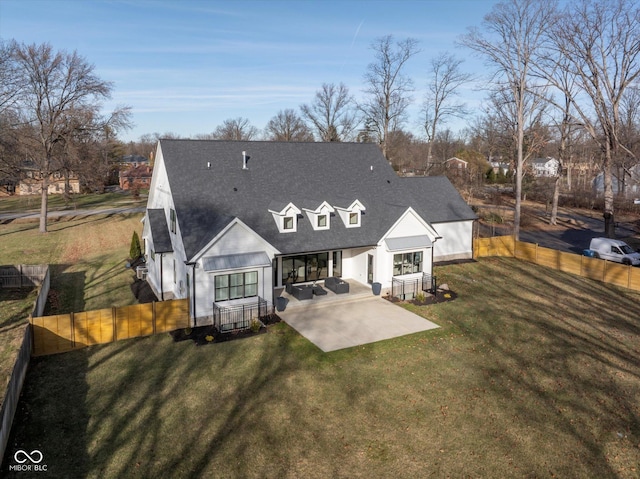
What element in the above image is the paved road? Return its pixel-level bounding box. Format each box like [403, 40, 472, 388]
[0, 206, 145, 222]
[482, 209, 639, 254]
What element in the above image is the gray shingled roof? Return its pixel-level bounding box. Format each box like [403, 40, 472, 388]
[147, 208, 173, 253]
[158, 140, 476, 260]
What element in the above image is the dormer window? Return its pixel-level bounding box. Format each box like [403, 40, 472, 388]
[303, 200, 334, 231]
[269, 201, 301, 233]
[284, 216, 294, 230]
[335, 199, 365, 228]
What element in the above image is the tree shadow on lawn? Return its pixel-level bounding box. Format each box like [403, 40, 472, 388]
[3, 319, 329, 478]
[5, 257, 639, 477]
[449, 258, 640, 476]
[2, 345, 91, 477]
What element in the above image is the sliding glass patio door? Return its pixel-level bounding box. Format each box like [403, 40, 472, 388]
[281, 252, 329, 284]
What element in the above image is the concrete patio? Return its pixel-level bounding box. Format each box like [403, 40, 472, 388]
[276, 280, 439, 352]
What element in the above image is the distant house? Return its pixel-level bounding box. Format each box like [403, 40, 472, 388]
[17, 161, 79, 196]
[0, 176, 18, 196]
[120, 154, 150, 168]
[489, 161, 510, 176]
[530, 157, 559, 177]
[119, 165, 152, 191]
[593, 164, 640, 198]
[142, 140, 477, 326]
[444, 157, 468, 176]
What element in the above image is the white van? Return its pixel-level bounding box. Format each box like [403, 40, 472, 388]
[588, 237, 640, 266]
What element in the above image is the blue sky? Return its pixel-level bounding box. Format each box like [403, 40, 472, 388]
[0, 0, 496, 142]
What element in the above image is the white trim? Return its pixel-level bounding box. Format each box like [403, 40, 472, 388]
[303, 201, 335, 231]
[378, 207, 440, 243]
[269, 203, 302, 233]
[190, 217, 280, 263]
[335, 199, 366, 228]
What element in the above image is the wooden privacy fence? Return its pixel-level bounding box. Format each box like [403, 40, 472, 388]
[474, 236, 640, 292]
[30, 299, 190, 356]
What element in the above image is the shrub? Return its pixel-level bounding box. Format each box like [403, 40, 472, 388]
[483, 211, 504, 224]
[250, 319, 261, 333]
[130, 231, 142, 260]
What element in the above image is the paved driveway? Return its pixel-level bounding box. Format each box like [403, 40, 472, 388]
[278, 296, 439, 352]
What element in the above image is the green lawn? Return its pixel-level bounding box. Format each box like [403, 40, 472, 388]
[0, 192, 144, 214]
[0, 213, 143, 413]
[0, 213, 143, 313]
[3, 257, 639, 478]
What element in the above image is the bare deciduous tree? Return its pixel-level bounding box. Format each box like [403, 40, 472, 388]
[212, 117, 258, 141]
[265, 109, 314, 142]
[13, 41, 117, 232]
[300, 83, 359, 142]
[545, 59, 581, 225]
[360, 35, 420, 160]
[549, 0, 640, 237]
[460, 0, 557, 240]
[0, 40, 21, 115]
[422, 52, 472, 165]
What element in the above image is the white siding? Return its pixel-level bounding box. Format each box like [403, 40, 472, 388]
[432, 220, 474, 262]
[341, 247, 371, 286]
[375, 209, 437, 290]
[191, 221, 278, 326]
[384, 210, 429, 238]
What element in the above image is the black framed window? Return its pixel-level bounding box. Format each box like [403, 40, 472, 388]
[170, 208, 176, 233]
[317, 214, 327, 228]
[281, 253, 328, 284]
[393, 251, 423, 276]
[215, 271, 258, 302]
[349, 212, 358, 225]
[332, 251, 342, 277]
[283, 216, 294, 230]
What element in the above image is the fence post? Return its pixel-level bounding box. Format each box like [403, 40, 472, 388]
[152, 301, 157, 335]
[70, 312, 75, 349]
[112, 307, 117, 341]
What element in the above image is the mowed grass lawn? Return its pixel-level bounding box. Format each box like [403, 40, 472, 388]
[0, 212, 143, 397]
[3, 257, 639, 478]
[0, 212, 144, 313]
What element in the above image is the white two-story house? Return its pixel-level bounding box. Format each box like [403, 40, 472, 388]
[142, 140, 477, 326]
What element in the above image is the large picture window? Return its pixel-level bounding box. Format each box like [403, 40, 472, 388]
[393, 251, 423, 276]
[215, 271, 258, 302]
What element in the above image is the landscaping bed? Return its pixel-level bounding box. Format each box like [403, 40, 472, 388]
[169, 314, 282, 346]
[384, 288, 458, 306]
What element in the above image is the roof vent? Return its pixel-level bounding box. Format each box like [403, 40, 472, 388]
[207, 162, 211, 169]
[242, 151, 248, 170]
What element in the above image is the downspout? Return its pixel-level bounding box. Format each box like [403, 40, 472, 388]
[193, 263, 197, 326]
[159, 253, 164, 301]
[185, 261, 197, 327]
